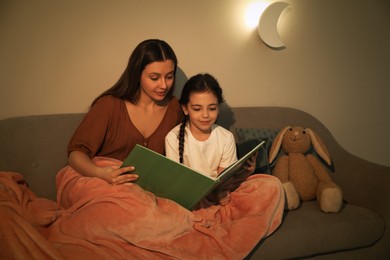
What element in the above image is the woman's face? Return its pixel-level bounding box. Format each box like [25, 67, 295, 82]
[182, 91, 220, 136]
[139, 60, 175, 102]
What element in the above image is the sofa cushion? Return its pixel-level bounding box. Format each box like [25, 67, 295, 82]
[247, 201, 385, 259]
[236, 127, 278, 143]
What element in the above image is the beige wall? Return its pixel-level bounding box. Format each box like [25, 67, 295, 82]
[1, 0, 389, 167]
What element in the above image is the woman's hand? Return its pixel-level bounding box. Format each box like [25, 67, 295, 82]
[96, 165, 139, 185]
[68, 151, 138, 184]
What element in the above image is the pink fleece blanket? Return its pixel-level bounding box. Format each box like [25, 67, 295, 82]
[0, 157, 284, 259]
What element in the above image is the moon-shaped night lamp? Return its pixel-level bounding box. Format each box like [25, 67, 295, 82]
[258, 2, 289, 48]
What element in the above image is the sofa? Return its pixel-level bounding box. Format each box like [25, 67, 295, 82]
[0, 106, 388, 259]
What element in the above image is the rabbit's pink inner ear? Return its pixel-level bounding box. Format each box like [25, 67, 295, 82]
[269, 126, 290, 163]
[307, 128, 332, 165]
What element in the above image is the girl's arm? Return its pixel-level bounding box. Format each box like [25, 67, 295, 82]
[68, 151, 138, 185]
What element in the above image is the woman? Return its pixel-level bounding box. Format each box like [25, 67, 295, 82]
[67, 39, 183, 185]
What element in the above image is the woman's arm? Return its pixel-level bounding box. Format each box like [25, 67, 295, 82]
[68, 151, 138, 185]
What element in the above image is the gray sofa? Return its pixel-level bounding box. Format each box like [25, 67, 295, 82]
[0, 106, 388, 259]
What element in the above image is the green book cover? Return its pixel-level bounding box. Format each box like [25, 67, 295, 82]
[121, 141, 265, 210]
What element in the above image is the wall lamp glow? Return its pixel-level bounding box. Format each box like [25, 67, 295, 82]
[258, 2, 289, 49]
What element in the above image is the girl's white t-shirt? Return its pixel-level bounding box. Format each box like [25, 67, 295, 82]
[165, 124, 237, 178]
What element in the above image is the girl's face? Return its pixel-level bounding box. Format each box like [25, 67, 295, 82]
[182, 91, 220, 136]
[139, 60, 175, 102]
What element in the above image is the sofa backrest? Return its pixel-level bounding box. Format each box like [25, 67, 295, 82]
[0, 113, 84, 201]
[0, 106, 341, 201]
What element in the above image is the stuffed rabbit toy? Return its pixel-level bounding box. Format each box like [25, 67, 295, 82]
[269, 126, 343, 213]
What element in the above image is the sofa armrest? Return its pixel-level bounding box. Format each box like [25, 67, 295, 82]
[332, 148, 390, 214]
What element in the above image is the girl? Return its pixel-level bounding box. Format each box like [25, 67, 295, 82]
[165, 73, 256, 204]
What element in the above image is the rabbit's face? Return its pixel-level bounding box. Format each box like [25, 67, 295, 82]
[281, 126, 311, 153]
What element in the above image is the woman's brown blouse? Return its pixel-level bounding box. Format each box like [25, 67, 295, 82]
[67, 95, 183, 161]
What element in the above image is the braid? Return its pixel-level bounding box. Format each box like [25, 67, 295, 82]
[178, 116, 188, 164]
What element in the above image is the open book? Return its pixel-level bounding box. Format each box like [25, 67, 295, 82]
[121, 141, 265, 210]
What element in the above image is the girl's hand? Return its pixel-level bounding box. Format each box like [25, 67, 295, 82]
[96, 165, 139, 185]
[243, 151, 258, 174]
[222, 152, 258, 191]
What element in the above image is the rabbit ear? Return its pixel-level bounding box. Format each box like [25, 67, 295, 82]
[269, 126, 290, 163]
[306, 128, 332, 165]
